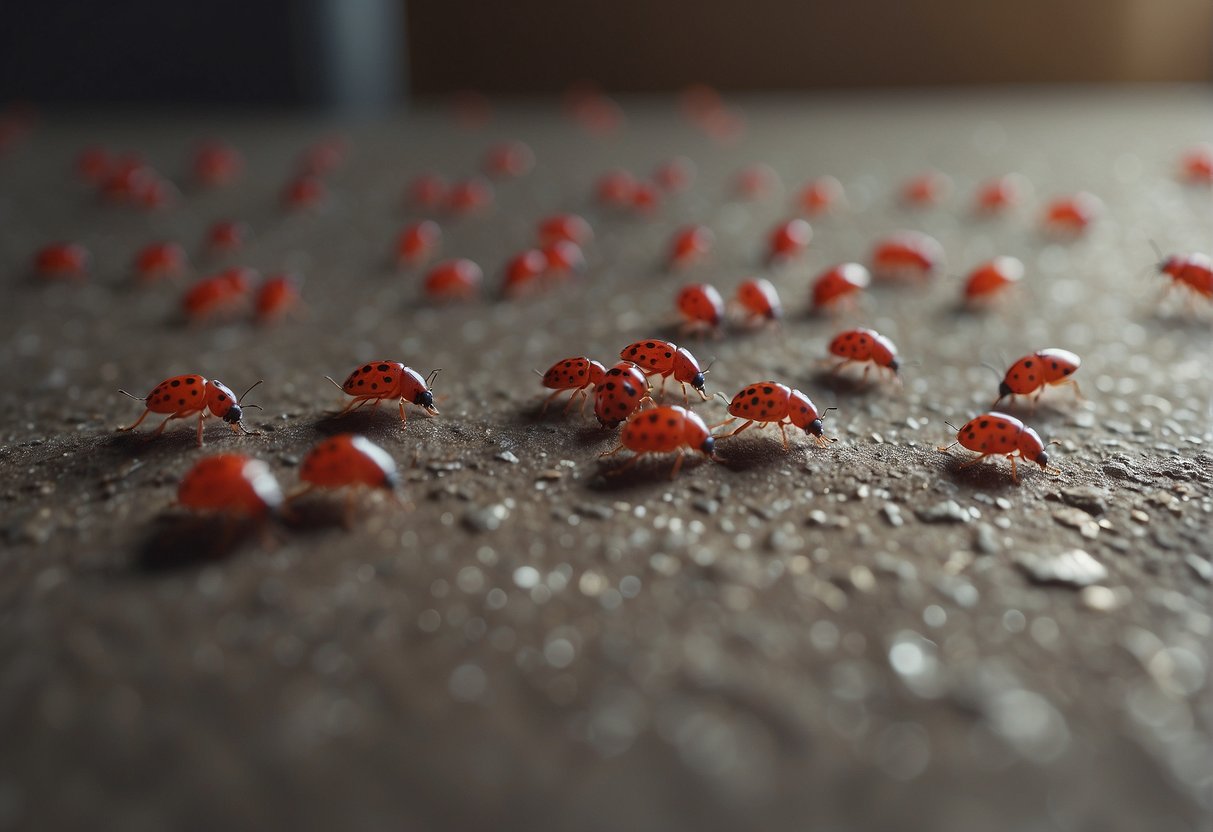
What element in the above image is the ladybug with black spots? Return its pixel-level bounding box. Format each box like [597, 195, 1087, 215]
[119, 376, 262, 446]
[715, 382, 835, 449]
[676, 283, 724, 335]
[826, 328, 900, 384]
[938, 412, 1059, 482]
[327, 361, 440, 423]
[593, 362, 651, 428]
[993, 349, 1082, 408]
[294, 434, 402, 521]
[539, 356, 607, 415]
[734, 278, 781, 326]
[177, 454, 284, 517]
[1157, 251, 1212, 302]
[619, 340, 709, 402]
[601, 405, 716, 478]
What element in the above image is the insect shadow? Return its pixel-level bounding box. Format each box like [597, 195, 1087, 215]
[135, 513, 263, 572]
[809, 368, 885, 397]
[313, 407, 406, 438]
[587, 454, 713, 491]
[934, 452, 1034, 492]
[100, 428, 212, 461]
[713, 435, 804, 472]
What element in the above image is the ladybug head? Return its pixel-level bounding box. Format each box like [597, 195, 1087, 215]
[414, 389, 436, 412]
[1035, 448, 1050, 469]
[886, 358, 900, 373]
[998, 380, 1013, 399]
[807, 418, 824, 437]
[699, 435, 716, 457]
[691, 372, 706, 391]
[222, 403, 243, 424]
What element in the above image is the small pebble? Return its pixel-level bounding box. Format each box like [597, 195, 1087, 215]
[463, 504, 509, 532]
[1015, 548, 1108, 588]
[915, 500, 971, 524]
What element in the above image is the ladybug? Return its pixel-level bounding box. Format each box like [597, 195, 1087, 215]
[254, 273, 303, 324]
[296, 136, 348, 176]
[900, 170, 951, 207]
[767, 218, 812, 264]
[327, 361, 439, 423]
[182, 267, 256, 322]
[408, 173, 448, 209]
[667, 224, 715, 270]
[501, 249, 549, 297]
[177, 454, 284, 517]
[601, 406, 716, 478]
[797, 175, 844, 216]
[620, 340, 709, 402]
[483, 140, 534, 178]
[938, 413, 1059, 482]
[191, 140, 243, 188]
[716, 382, 835, 449]
[1180, 144, 1212, 185]
[630, 181, 662, 215]
[733, 163, 780, 201]
[35, 243, 90, 279]
[281, 174, 326, 211]
[541, 240, 586, 278]
[596, 169, 638, 207]
[811, 263, 870, 312]
[206, 220, 248, 253]
[1042, 193, 1101, 237]
[1157, 251, 1212, 301]
[963, 256, 1024, 304]
[973, 174, 1025, 215]
[538, 213, 593, 247]
[100, 155, 153, 204]
[132, 174, 177, 212]
[872, 231, 944, 281]
[447, 176, 494, 214]
[994, 349, 1082, 408]
[396, 220, 442, 267]
[676, 283, 725, 334]
[425, 258, 482, 300]
[827, 328, 900, 383]
[652, 156, 696, 193]
[540, 356, 607, 415]
[593, 362, 651, 428]
[735, 277, 782, 325]
[119, 376, 262, 446]
[296, 434, 401, 519]
[134, 242, 186, 282]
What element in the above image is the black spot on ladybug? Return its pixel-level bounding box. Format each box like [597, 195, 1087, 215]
[178, 398, 186, 406]
[217, 394, 227, 401]
[604, 382, 616, 391]
[1024, 360, 1033, 368]
[363, 365, 373, 373]
[667, 418, 677, 427]
[645, 342, 656, 349]
[383, 376, 393, 384]
[171, 379, 181, 387]
[979, 420, 989, 428]
[371, 383, 379, 390]
[763, 386, 773, 394]
[1064, 368, 1073, 375]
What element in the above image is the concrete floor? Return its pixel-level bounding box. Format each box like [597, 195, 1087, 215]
[1, 89, 1211, 831]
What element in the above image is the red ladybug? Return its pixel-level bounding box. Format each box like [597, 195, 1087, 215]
[716, 382, 835, 449]
[501, 249, 549, 297]
[132, 175, 177, 211]
[938, 412, 1058, 482]
[119, 376, 262, 446]
[811, 263, 870, 312]
[872, 232, 944, 281]
[653, 156, 696, 193]
[1158, 251, 1212, 301]
[254, 273, 303, 323]
[134, 242, 186, 282]
[328, 361, 439, 423]
[206, 220, 248, 253]
[447, 176, 494, 214]
[973, 174, 1025, 215]
[994, 349, 1082, 408]
[620, 340, 709, 402]
[177, 454, 283, 517]
[1042, 193, 1101, 237]
[676, 283, 725, 335]
[396, 220, 442, 267]
[296, 434, 400, 518]
[540, 356, 607, 415]
[735, 277, 781, 325]
[100, 155, 153, 203]
[596, 169, 637, 207]
[827, 328, 900, 383]
[424, 258, 482, 300]
[483, 140, 534, 178]
[593, 362, 651, 428]
[182, 267, 255, 322]
[191, 140, 243, 187]
[601, 405, 716, 478]
[630, 181, 662, 215]
[538, 214, 593, 247]
[963, 256, 1024, 304]
[281, 174, 326, 211]
[408, 173, 448, 209]
[667, 224, 715, 270]
[1180, 144, 1212, 185]
[767, 218, 812, 264]
[541, 240, 585, 278]
[900, 170, 951, 207]
[35, 243, 90, 279]
[797, 176, 844, 216]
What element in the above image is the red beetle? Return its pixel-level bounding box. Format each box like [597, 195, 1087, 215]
[827, 328, 900, 384]
[540, 356, 607, 415]
[134, 242, 186, 282]
[797, 176, 844, 216]
[119, 376, 262, 446]
[994, 349, 1082, 408]
[192, 140, 243, 187]
[767, 219, 812, 264]
[35, 243, 90, 279]
[327, 361, 439, 423]
[620, 340, 709, 402]
[601, 406, 716, 478]
[182, 267, 256, 322]
[963, 256, 1024, 305]
[425, 258, 482, 300]
[811, 263, 870, 312]
[871, 231, 944, 281]
[938, 413, 1059, 483]
[177, 454, 283, 517]
[715, 381, 835, 450]
[396, 220, 442, 267]
[667, 224, 715, 270]
[255, 273, 303, 323]
[1041, 193, 1101, 237]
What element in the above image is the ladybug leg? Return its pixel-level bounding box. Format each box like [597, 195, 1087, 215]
[118, 409, 152, 432]
[959, 453, 993, 470]
[196, 412, 207, 446]
[398, 399, 408, 423]
[710, 415, 737, 430]
[669, 450, 686, 479]
[778, 422, 789, 450]
[606, 452, 644, 476]
[578, 388, 592, 416]
[151, 413, 178, 436]
[600, 444, 626, 458]
[936, 441, 958, 453]
[335, 396, 365, 416]
[1068, 380, 1085, 402]
[1009, 454, 1019, 483]
[727, 420, 755, 438]
[540, 389, 565, 415]
[560, 388, 584, 415]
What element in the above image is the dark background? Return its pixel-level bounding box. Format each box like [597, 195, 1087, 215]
[1, 0, 1210, 110]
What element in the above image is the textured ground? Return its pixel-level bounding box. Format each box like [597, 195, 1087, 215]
[1, 89, 1211, 832]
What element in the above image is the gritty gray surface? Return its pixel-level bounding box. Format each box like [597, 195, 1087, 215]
[1, 90, 1211, 832]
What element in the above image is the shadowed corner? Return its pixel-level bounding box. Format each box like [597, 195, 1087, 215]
[134, 513, 263, 572]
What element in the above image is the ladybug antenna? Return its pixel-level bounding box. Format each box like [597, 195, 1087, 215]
[323, 375, 345, 391]
[703, 356, 718, 376]
[979, 361, 1003, 380]
[1148, 239, 1164, 265]
[117, 389, 144, 401]
[944, 420, 960, 431]
[426, 368, 443, 388]
[236, 380, 263, 403]
[712, 391, 730, 405]
[532, 368, 544, 377]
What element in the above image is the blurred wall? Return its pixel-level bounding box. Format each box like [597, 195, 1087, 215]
[408, 0, 1213, 93]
